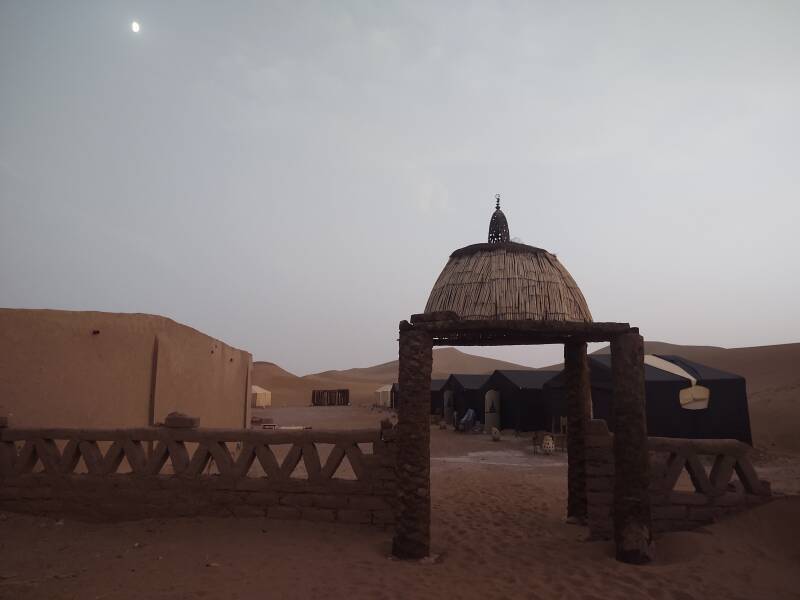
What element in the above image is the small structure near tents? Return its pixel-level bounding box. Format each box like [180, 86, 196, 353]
[311, 389, 349, 406]
[439, 374, 491, 428]
[544, 355, 752, 444]
[429, 379, 447, 416]
[374, 384, 397, 408]
[377, 380, 448, 412]
[250, 385, 272, 408]
[482, 370, 561, 432]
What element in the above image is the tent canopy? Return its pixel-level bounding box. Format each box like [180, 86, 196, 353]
[492, 370, 560, 390]
[545, 354, 752, 443]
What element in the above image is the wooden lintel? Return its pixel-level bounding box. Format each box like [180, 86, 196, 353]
[410, 311, 459, 324]
[412, 318, 631, 337]
[404, 315, 635, 348]
[431, 337, 584, 346]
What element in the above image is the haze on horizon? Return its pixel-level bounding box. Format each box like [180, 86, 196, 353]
[1, 1, 799, 375]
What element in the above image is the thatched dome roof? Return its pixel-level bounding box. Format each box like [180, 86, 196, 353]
[424, 200, 592, 322]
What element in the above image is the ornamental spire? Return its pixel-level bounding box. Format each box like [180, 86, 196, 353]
[488, 194, 510, 244]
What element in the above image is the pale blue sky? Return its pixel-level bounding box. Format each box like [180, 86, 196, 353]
[2, 1, 799, 374]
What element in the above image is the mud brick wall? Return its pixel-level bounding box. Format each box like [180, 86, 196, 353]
[0, 426, 399, 527]
[0, 308, 253, 430]
[586, 419, 771, 539]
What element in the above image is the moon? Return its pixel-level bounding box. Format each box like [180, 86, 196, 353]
[131, 21, 140, 33]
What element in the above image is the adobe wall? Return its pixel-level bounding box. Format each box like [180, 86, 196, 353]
[0, 474, 397, 526]
[0, 309, 251, 429]
[0, 425, 398, 527]
[586, 419, 771, 539]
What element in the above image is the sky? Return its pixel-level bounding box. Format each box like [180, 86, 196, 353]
[1, 1, 799, 375]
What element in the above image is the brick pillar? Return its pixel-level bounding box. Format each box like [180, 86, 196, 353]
[585, 419, 614, 540]
[391, 322, 432, 559]
[610, 331, 654, 564]
[565, 341, 591, 522]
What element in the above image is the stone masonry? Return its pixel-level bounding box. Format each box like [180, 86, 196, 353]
[0, 423, 399, 527]
[586, 419, 771, 540]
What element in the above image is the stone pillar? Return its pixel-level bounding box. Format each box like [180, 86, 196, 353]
[565, 341, 591, 522]
[610, 331, 654, 564]
[0, 415, 11, 476]
[392, 322, 433, 559]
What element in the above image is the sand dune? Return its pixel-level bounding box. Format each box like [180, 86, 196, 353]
[253, 347, 534, 408]
[313, 347, 534, 383]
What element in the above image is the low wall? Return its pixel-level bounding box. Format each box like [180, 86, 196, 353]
[586, 420, 771, 539]
[0, 423, 398, 526]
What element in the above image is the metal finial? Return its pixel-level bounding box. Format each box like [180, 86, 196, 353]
[488, 195, 509, 244]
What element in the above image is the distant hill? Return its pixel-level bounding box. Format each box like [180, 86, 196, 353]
[253, 347, 534, 408]
[313, 347, 534, 385]
[251, 361, 299, 390]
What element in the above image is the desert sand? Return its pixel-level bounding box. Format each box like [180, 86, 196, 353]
[1, 420, 798, 600]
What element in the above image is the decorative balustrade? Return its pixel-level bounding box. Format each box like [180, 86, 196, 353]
[586, 419, 771, 539]
[648, 436, 769, 498]
[0, 425, 398, 525]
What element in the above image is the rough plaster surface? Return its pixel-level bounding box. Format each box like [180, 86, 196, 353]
[0, 309, 252, 428]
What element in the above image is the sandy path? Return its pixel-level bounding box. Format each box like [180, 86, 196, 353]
[1, 443, 799, 600]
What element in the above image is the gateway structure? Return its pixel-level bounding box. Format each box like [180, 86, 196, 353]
[393, 197, 654, 564]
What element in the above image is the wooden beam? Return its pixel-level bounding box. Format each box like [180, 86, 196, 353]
[406, 318, 634, 346]
[411, 317, 632, 335]
[410, 311, 459, 323]
[430, 334, 611, 346]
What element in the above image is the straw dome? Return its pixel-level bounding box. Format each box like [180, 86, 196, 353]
[424, 199, 592, 322]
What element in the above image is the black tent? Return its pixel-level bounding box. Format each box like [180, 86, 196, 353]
[440, 374, 491, 426]
[544, 355, 752, 444]
[390, 379, 450, 413]
[429, 379, 448, 415]
[482, 370, 561, 432]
